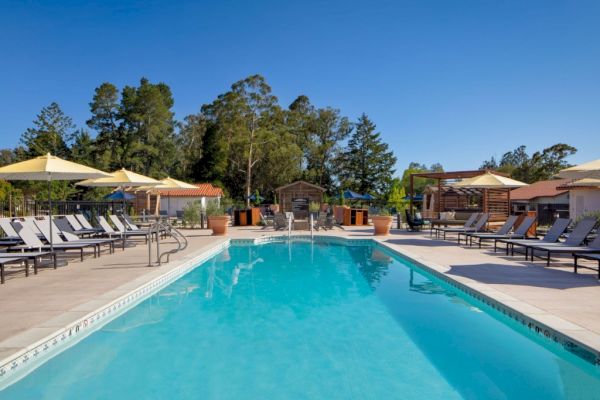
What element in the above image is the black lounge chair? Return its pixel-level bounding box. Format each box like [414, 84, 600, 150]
[10, 222, 90, 261]
[75, 214, 103, 233]
[525, 218, 598, 266]
[0, 251, 56, 283]
[458, 214, 516, 245]
[432, 213, 479, 237]
[33, 219, 105, 259]
[0, 218, 23, 246]
[438, 213, 489, 242]
[64, 215, 101, 236]
[475, 216, 536, 251]
[273, 214, 288, 231]
[496, 218, 571, 258]
[54, 218, 118, 254]
[109, 215, 151, 242]
[405, 210, 425, 231]
[574, 253, 600, 279]
[464, 215, 531, 248]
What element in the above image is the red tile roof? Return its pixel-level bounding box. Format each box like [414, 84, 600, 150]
[157, 183, 223, 198]
[510, 179, 569, 201]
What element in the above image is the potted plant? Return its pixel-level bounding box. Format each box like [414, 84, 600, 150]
[372, 209, 393, 236]
[309, 201, 320, 219]
[206, 201, 229, 236]
[270, 193, 280, 213]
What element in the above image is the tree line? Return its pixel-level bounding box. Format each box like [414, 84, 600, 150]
[0, 72, 578, 206]
[0, 75, 397, 204]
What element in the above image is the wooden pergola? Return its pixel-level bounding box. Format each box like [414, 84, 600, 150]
[410, 170, 511, 222]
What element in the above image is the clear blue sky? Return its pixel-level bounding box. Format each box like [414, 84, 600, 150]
[1, 0, 598, 174]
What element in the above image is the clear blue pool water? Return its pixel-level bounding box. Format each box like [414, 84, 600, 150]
[2, 240, 600, 399]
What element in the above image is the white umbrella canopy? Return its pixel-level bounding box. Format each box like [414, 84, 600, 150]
[453, 171, 528, 189]
[558, 159, 600, 179]
[0, 153, 112, 251]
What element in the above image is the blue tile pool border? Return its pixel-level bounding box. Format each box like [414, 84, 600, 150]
[1, 234, 599, 389]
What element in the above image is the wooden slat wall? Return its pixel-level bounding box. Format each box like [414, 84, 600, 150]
[486, 189, 509, 222]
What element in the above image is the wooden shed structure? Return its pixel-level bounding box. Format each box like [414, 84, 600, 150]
[276, 181, 326, 219]
[410, 170, 511, 222]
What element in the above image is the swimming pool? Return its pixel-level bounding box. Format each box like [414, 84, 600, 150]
[2, 239, 600, 399]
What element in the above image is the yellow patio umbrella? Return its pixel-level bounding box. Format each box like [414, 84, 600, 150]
[453, 171, 528, 189]
[76, 168, 162, 188]
[153, 177, 198, 216]
[453, 171, 527, 218]
[76, 167, 161, 214]
[0, 153, 112, 251]
[558, 159, 600, 179]
[77, 168, 161, 247]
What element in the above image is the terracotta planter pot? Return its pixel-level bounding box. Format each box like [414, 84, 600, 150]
[208, 216, 229, 236]
[320, 203, 329, 213]
[372, 215, 393, 236]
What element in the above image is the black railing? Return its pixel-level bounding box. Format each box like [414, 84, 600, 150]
[0, 200, 124, 220]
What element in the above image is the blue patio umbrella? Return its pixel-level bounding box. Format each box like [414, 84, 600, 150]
[362, 193, 376, 200]
[104, 190, 135, 201]
[342, 190, 364, 200]
[247, 193, 265, 202]
[403, 194, 423, 201]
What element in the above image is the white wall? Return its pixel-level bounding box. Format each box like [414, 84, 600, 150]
[569, 189, 600, 219]
[160, 196, 206, 217]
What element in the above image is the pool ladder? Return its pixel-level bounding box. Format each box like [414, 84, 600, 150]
[147, 218, 188, 266]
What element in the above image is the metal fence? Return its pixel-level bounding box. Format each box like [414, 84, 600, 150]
[0, 200, 124, 219]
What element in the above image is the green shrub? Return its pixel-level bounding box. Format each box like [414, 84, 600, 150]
[374, 208, 391, 216]
[182, 201, 202, 228]
[309, 201, 320, 212]
[205, 200, 225, 217]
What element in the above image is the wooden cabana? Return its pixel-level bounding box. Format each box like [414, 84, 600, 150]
[276, 181, 325, 219]
[410, 170, 511, 222]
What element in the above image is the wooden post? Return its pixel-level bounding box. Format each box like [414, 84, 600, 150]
[507, 188, 511, 218]
[437, 178, 442, 218]
[483, 189, 488, 213]
[409, 174, 414, 216]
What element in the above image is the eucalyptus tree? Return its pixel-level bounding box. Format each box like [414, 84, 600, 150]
[202, 74, 281, 205]
[304, 107, 352, 192]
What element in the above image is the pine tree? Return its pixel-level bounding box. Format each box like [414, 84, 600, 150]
[20, 102, 75, 158]
[337, 114, 396, 195]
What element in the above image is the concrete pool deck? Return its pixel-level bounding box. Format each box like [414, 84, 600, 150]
[1, 225, 600, 376]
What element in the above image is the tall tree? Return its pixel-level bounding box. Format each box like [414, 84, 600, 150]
[70, 129, 96, 166]
[86, 82, 121, 170]
[337, 114, 396, 195]
[0, 149, 16, 167]
[399, 162, 444, 194]
[480, 143, 577, 183]
[304, 107, 352, 192]
[119, 78, 178, 176]
[20, 102, 75, 158]
[202, 75, 280, 204]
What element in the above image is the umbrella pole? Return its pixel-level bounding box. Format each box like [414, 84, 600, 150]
[48, 175, 53, 253]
